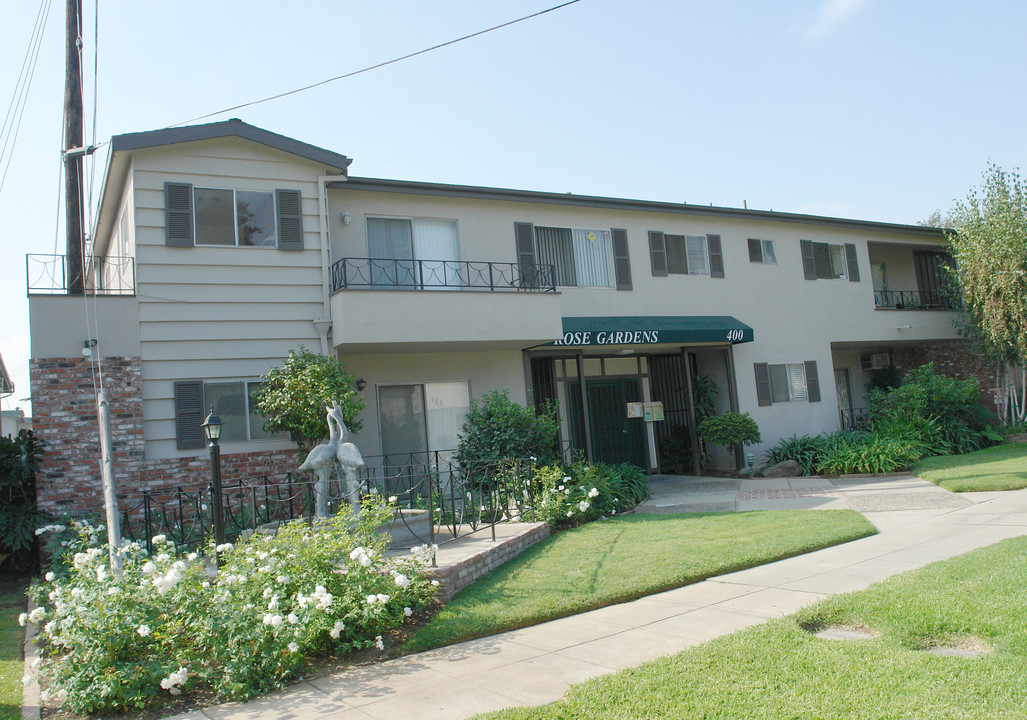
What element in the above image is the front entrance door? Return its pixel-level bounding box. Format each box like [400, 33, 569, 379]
[570, 379, 646, 467]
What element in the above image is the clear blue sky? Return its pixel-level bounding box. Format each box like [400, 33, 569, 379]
[3, 0, 1026, 415]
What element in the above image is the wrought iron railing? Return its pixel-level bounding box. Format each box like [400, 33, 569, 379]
[26, 254, 135, 296]
[117, 457, 539, 558]
[873, 290, 959, 310]
[329, 257, 557, 293]
[839, 408, 871, 432]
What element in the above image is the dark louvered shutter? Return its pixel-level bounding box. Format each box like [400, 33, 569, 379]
[707, 234, 725, 278]
[165, 183, 194, 247]
[174, 381, 205, 450]
[804, 361, 821, 402]
[515, 222, 538, 288]
[276, 189, 304, 250]
[648, 231, 668, 276]
[844, 243, 860, 282]
[800, 239, 816, 280]
[754, 363, 772, 406]
[748, 238, 762, 263]
[611, 228, 632, 290]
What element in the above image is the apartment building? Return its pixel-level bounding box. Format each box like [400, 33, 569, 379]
[27, 120, 990, 515]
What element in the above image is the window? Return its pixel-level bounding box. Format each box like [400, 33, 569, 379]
[174, 380, 287, 449]
[747, 238, 777, 264]
[515, 223, 632, 290]
[647, 231, 724, 278]
[800, 240, 859, 282]
[367, 217, 459, 288]
[378, 381, 470, 461]
[165, 183, 303, 250]
[754, 361, 821, 406]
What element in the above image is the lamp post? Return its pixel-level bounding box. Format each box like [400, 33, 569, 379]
[201, 407, 226, 566]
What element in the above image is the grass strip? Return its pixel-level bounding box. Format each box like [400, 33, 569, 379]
[403, 510, 875, 654]
[0, 582, 26, 720]
[913, 443, 1027, 492]
[481, 535, 1027, 720]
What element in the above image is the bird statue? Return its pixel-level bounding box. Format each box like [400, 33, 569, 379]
[297, 403, 340, 517]
[328, 401, 365, 513]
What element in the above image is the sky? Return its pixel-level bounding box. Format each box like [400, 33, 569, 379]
[2, 0, 1027, 417]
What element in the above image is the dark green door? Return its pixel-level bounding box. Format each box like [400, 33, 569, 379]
[571, 379, 646, 467]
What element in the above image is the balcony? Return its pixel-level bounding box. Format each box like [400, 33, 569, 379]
[329, 257, 563, 351]
[874, 290, 961, 311]
[330, 257, 556, 293]
[26, 254, 135, 296]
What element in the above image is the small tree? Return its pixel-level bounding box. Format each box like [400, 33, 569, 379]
[0, 430, 50, 573]
[454, 390, 560, 469]
[699, 412, 761, 469]
[253, 347, 365, 451]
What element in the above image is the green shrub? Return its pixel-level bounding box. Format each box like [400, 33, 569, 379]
[533, 462, 648, 529]
[454, 390, 560, 469]
[0, 430, 50, 572]
[817, 434, 929, 475]
[763, 434, 830, 475]
[699, 412, 761, 449]
[28, 496, 435, 713]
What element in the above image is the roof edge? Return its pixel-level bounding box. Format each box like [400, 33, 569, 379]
[340, 177, 946, 238]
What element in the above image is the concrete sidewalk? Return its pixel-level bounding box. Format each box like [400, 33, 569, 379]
[169, 477, 1027, 720]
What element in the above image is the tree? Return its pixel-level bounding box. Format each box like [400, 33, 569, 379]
[947, 164, 1027, 422]
[253, 347, 365, 451]
[698, 412, 761, 470]
[454, 390, 560, 468]
[947, 163, 1027, 365]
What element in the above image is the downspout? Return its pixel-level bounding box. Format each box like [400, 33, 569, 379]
[314, 174, 346, 355]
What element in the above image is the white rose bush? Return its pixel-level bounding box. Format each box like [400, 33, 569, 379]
[533, 461, 649, 529]
[27, 495, 435, 713]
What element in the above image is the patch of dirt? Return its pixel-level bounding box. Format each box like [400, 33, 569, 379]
[807, 623, 881, 642]
[923, 636, 992, 658]
[39, 603, 445, 720]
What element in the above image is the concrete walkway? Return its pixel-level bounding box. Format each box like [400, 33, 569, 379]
[168, 475, 1027, 720]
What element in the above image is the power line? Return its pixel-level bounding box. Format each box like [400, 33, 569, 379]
[170, 0, 583, 128]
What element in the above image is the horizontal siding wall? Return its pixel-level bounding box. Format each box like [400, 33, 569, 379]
[133, 139, 330, 460]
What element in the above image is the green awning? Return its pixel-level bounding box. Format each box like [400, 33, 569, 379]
[549, 316, 754, 347]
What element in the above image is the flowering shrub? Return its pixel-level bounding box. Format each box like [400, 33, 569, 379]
[26, 495, 435, 713]
[533, 462, 648, 529]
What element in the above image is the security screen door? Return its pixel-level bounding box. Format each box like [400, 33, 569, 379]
[378, 382, 469, 463]
[568, 379, 646, 467]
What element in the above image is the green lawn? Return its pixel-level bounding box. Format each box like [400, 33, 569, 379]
[403, 510, 876, 654]
[913, 443, 1027, 492]
[481, 535, 1027, 719]
[0, 582, 26, 720]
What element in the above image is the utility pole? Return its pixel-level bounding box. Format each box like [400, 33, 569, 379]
[64, 0, 84, 294]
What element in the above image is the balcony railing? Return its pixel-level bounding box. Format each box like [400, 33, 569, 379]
[330, 257, 556, 293]
[26, 254, 135, 296]
[873, 290, 960, 311]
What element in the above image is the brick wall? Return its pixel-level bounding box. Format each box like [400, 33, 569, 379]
[891, 341, 1001, 414]
[30, 356, 301, 517]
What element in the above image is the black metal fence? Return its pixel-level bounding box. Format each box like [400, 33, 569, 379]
[873, 289, 959, 310]
[117, 456, 540, 559]
[329, 257, 557, 293]
[26, 254, 135, 295]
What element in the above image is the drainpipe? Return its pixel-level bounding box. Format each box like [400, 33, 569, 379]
[315, 174, 346, 355]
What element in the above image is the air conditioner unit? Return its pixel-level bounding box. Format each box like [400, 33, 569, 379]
[870, 353, 890, 370]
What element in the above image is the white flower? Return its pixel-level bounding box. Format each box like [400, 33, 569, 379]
[430, 580, 439, 587]
[263, 587, 273, 599]
[44, 572, 55, 582]
[187, 552, 198, 561]
[160, 666, 189, 693]
[137, 624, 152, 637]
[388, 495, 397, 503]
[22, 674, 32, 686]
[558, 485, 565, 491]
[288, 641, 299, 653]
[588, 487, 599, 498]
[95, 565, 108, 582]
[287, 613, 299, 625]
[564, 488, 571, 495]
[376, 593, 390, 604]
[375, 635, 385, 650]
[404, 607, 413, 617]
[17, 613, 26, 627]
[312, 585, 333, 609]
[277, 574, 290, 584]
[70, 587, 84, 599]
[267, 594, 279, 611]
[263, 613, 283, 628]
[329, 620, 345, 638]
[392, 572, 410, 589]
[27, 607, 45, 624]
[366, 594, 378, 605]
[154, 553, 170, 563]
[567, 510, 574, 517]
[142, 561, 156, 575]
[151, 534, 167, 545]
[578, 500, 590, 512]
[215, 543, 234, 553]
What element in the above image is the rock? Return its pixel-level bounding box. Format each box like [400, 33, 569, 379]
[761, 459, 803, 477]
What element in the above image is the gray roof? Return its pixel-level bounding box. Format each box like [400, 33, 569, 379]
[111, 119, 352, 173]
[0, 353, 13, 397]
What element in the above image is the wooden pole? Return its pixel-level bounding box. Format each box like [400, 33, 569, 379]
[64, 0, 84, 294]
[97, 391, 123, 573]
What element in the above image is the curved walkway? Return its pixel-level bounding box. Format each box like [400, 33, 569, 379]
[168, 476, 1027, 720]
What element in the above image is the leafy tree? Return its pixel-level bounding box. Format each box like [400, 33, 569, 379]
[253, 347, 365, 451]
[947, 163, 1027, 366]
[454, 390, 560, 468]
[699, 412, 761, 450]
[0, 430, 50, 572]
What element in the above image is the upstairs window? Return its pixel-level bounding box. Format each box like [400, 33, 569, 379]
[165, 183, 303, 250]
[800, 239, 860, 282]
[647, 231, 724, 278]
[515, 223, 632, 290]
[366, 217, 459, 289]
[747, 238, 777, 264]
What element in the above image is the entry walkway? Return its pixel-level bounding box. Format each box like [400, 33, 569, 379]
[169, 476, 1027, 720]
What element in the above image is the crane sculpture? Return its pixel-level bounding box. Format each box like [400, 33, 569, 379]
[297, 403, 341, 517]
[328, 400, 365, 513]
[297, 401, 366, 517]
